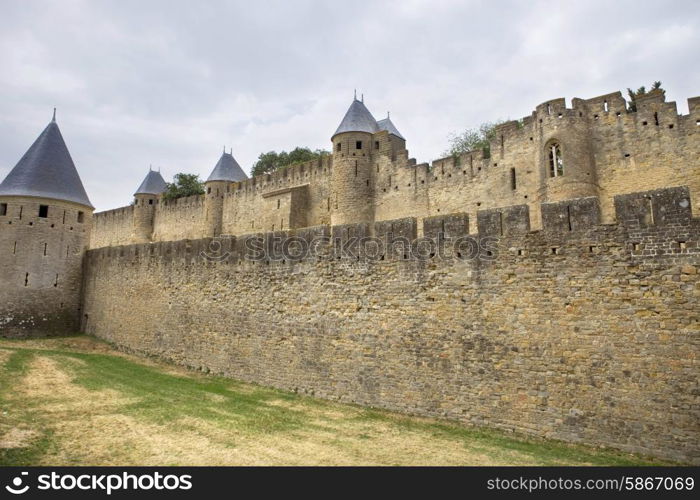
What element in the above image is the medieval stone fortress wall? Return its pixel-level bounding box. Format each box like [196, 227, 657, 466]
[89, 89, 700, 247]
[1, 89, 699, 463]
[82, 185, 699, 463]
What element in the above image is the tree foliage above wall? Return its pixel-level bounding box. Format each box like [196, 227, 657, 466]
[162, 173, 205, 201]
[627, 81, 665, 112]
[251, 147, 329, 177]
[443, 120, 505, 158]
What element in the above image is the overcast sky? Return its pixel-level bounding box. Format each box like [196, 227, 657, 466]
[0, 0, 698, 211]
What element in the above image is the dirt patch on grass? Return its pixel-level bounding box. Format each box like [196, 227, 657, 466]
[0, 428, 39, 449]
[0, 349, 11, 366]
[19, 356, 132, 413]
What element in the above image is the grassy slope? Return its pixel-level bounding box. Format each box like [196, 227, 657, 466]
[0, 336, 666, 466]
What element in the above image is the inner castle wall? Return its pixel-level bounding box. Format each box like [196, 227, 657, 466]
[89, 91, 700, 248]
[82, 187, 700, 463]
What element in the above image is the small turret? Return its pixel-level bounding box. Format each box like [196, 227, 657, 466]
[0, 112, 93, 336]
[377, 112, 407, 161]
[377, 113, 404, 139]
[132, 169, 166, 243]
[330, 95, 379, 226]
[204, 149, 247, 237]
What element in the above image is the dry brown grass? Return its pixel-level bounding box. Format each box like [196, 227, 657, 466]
[0, 337, 659, 466]
[14, 356, 510, 465]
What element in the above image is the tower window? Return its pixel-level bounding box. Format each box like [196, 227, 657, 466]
[39, 205, 49, 218]
[510, 168, 517, 190]
[149, 199, 154, 205]
[0, 203, 6, 216]
[207, 187, 211, 194]
[356, 141, 362, 149]
[336, 142, 341, 152]
[77, 211, 84, 223]
[374, 141, 379, 150]
[548, 142, 564, 177]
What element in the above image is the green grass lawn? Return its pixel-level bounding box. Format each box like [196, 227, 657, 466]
[0, 335, 666, 466]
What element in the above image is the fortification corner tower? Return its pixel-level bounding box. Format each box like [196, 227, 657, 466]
[330, 97, 379, 226]
[203, 149, 248, 237]
[0, 113, 93, 337]
[132, 169, 166, 243]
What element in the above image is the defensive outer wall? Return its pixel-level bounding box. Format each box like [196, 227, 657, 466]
[82, 187, 700, 463]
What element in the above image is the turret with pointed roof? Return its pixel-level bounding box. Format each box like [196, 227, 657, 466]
[377, 113, 405, 140]
[134, 169, 167, 196]
[0, 114, 92, 208]
[0, 112, 93, 337]
[203, 149, 247, 237]
[332, 98, 380, 138]
[131, 169, 166, 244]
[330, 95, 380, 226]
[206, 150, 248, 183]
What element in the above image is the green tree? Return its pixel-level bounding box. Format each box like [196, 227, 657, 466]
[162, 173, 205, 201]
[444, 120, 505, 158]
[627, 81, 665, 112]
[251, 147, 328, 177]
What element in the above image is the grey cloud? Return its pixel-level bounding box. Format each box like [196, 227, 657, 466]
[0, 0, 698, 210]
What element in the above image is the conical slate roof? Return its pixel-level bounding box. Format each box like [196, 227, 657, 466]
[0, 117, 93, 208]
[134, 169, 167, 196]
[332, 98, 379, 137]
[206, 151, 248, 182]
[377, 115, 405, 140]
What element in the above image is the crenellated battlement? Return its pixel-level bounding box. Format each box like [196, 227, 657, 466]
[230, 155, 332, 197]
[89, 89, 699, 264]
[89, 187, 698, 269]
[160, 193, 205, 209]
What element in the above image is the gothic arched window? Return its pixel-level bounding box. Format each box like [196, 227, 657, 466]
[548, 142, 564, 177]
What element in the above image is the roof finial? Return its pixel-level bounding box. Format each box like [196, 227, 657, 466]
[361, 93, 364, 103]
[52, 107, 56, 122]
[158, 166, 160, 172]
[354, 89, 357, 100]
[230, 147, 232, 155]
[387, 111, 390, 118]
[223, 145, 226, 153]
[149, 164, 152, 171]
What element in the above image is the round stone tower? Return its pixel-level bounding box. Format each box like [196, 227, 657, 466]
[203, 148, 248, 237]
[0, 113, 93, 337]
[330, 97, 378, 226]
[132, 169, 166, 244]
